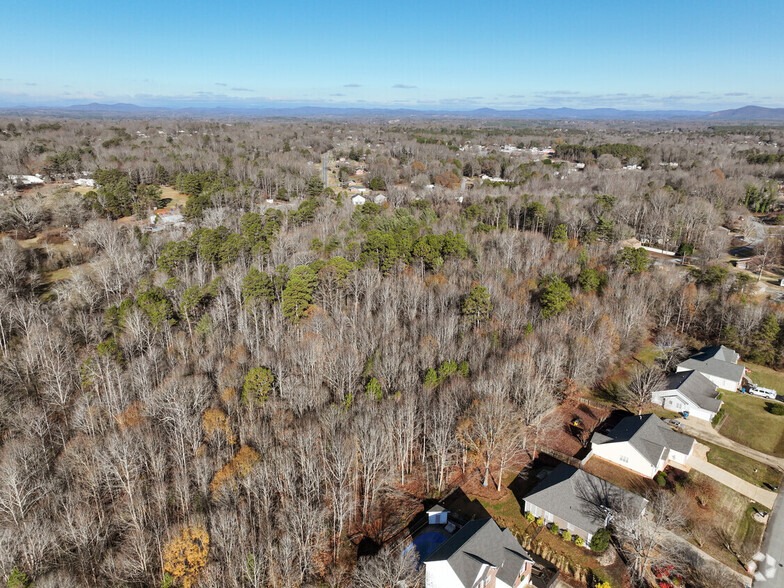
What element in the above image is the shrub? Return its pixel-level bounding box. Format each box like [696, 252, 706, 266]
[525, 512, 535, 522]
[766, 402, 784, 416]
[535, 517, 544, 527]
[655, 471, 667, 487]
[549, 523, 560, 535]
[575, 536, 585, 547]
[590, 528, 611, 553]
[562, 530, 572, 541]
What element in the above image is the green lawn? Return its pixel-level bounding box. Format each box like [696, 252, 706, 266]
[717, 391, 784, 457]
[745, 362, 784, 394]
[701, 440, 783, 488]
[649, 405, 680, 420]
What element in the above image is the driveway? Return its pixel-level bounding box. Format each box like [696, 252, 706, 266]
[687, 451, 778, 509]
[674, 417, 784, 470]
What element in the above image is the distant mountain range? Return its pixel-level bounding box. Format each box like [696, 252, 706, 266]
[1, 102, 784, 122]
[706, 105, 784, 121]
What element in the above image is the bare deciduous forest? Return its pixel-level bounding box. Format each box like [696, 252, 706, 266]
[1, 117, 783, 587]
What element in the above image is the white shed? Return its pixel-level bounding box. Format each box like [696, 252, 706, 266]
[426, 505, 448, 525]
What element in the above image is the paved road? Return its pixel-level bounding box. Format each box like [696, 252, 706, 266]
[752, 492, 783, 585]
[687, 453, 778, 508]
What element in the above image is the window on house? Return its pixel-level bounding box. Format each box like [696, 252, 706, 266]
[619, 455, 629, 463]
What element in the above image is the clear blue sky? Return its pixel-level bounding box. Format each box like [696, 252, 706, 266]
[2, 0, 782, 110]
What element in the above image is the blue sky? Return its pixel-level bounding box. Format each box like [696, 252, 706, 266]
[2, 0, 782, 110]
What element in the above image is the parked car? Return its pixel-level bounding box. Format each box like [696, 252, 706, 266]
[748, 386, 777, 399]
[663, 419, 684, 431]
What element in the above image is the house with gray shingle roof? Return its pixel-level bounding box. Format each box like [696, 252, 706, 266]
[523, 463, 647, 544]
[676, 345, 745, 392]
[424, 518, 533, 588]
[584, 413, 695, 478]
[651, 370, 723, 422]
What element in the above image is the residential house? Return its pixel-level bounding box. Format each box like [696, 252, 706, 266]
[424, 518, 533, 588]
[523, 463, 647, 544]
[676, 345, 745, 392]
[584, 414, 695, 479]
[652, 370, 723, 422]
[8, 174, 44, 186]
[351, 194, 367, 205]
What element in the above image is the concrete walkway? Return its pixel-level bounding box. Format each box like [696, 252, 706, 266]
[687, 453, 778, 509]
[675, 417, 784, 470]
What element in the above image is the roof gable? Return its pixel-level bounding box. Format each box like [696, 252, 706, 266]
[424, 518, 530, 587]
[601, 414, 694, 460]
[661, 370, 722, 412]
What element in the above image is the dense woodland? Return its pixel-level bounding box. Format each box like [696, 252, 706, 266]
[1, 117, 784, 587]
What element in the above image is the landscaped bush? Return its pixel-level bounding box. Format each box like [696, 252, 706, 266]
[711, 407, 726, 426]
[590, 528, 611, 553]
[549, 523, 560, 535]
[562, 530, 572, 542]
[525, 512, 535, 522]
[766, 402, 784, 416]
[535, 517, 544, 527]
[575, 536, 585, 547]
[655, 471, 667, 487]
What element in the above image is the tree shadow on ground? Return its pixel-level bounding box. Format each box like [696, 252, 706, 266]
[441, 487, 492, 522]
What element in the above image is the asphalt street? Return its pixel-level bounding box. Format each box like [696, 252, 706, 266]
[753, 491, 783, 585]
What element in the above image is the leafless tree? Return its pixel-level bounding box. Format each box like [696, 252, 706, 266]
[613, 491, 686, 586]
[352, 544, 423, 588]
[621, 365, 665, 415]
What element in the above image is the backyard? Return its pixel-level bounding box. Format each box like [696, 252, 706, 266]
[717, 390, 784, 457]
[463, 462, 628, 587]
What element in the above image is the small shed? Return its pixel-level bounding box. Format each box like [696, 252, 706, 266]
[426, 505, 449, 525]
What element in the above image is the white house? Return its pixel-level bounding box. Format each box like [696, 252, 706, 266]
[652, 370, 723, 422]
[424, 519, 532, 588]
[524, 463, 647, 544]
[351, 194, 367, 205]
[8, 174, 44, 186]
[74, 178, 96, 188]
[584, 414, 695, 479]
[676, 345, 744, 392]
